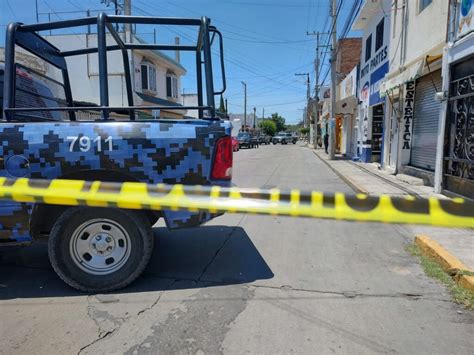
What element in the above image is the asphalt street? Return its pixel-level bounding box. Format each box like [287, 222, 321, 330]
[1, 143, 473, 354]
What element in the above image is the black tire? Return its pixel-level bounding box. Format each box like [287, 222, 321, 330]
[48, 207, 153, 293]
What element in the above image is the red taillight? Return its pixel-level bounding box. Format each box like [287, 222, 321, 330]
[211, 136, 233, 180]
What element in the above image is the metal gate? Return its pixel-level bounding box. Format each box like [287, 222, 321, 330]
[444, 57, 474, 199]
[410, 70, 442, 171]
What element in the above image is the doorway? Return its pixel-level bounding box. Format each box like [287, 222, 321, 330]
[387, 98, 400, 170]
[371, 104, 384, 163]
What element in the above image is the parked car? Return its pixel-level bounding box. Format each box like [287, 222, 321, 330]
[231, 136, 240, 151]
[250, 134, 260, 148]
[272, 132, 290, 144]
[237, 132, 253, 148]
[0, 15, 232, 293]
[286, 132, 298, 144]
[258, 134, 271, 145]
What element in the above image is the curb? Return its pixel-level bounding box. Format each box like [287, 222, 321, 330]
[310, 150, 369, 194]
[415, 235, 474, 292]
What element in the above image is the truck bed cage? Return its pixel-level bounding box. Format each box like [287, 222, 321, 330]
[2, 13, 226, 121]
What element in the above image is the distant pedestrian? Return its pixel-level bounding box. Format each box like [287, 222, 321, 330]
[323, 133, 329, 154]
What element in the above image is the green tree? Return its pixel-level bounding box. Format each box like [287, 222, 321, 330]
[218, 95, 226, 113]
[259, 119, 277, 136]
[300, 127, 310, 135]
[270, 113, 286, 132]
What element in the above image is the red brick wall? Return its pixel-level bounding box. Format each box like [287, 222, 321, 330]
[336, 38, 362, 83]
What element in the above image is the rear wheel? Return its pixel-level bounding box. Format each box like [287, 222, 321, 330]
[48, 207, 153, 292]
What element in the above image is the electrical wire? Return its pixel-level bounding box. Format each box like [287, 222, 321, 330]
[219, 1, 316, 8]
[133, 2, 303, 91]
[164, 1, 309, 47]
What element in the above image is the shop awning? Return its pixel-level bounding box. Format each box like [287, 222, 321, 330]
[380, 59, 424, 96]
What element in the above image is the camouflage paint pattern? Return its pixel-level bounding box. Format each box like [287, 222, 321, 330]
[0, 119, 232, 243]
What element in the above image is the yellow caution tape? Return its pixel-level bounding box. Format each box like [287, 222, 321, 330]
[0, 177, 472, 228]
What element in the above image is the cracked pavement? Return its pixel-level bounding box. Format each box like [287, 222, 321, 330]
[1, 143, 473, 354]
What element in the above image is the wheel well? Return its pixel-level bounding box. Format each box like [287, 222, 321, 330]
[30, 170, 161, 240]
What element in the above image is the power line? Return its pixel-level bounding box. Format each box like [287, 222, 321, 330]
[133, 2, 303, 91]
[316, 0, 345, 85]
[134, 2, 281, 75]
[223, 36, 313, 45]
[219, 1, 316, 8]
[164, 1, 306, 45]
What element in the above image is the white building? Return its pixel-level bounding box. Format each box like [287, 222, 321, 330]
[352, 0, 391, 163]
[380, 0, 449, 186]
[319, 86, 331, 141]
[45, 33, 186, 119]
[182, 93, 199, 118]
[335, 65, 358, 158]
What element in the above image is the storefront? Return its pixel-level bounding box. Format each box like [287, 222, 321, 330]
[335, 66, 358, 158]
[410, 70, 442, 171]
[443, 57, 474, 198]
[352, 0, 390, 163]
[436, 1, 474, 198]
[358, 61, 389, 163]
[380, 62, 442, 183]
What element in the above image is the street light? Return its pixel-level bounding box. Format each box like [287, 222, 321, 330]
[241, 81, 247, 131]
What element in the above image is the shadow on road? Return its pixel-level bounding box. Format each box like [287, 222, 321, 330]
[0, 225, 273, 299]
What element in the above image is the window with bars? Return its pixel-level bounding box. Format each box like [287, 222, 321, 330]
[141, 62, 157, 92]
[365, 34, 372, 62]
[166, 73, 178, 99]
[375, 18, 384, 51]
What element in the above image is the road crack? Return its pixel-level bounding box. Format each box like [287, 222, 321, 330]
[137, 293, 162, 316]
[248, 284, 429, 300]
[77, 328, 118, 355]
[197, 227, 237, 281]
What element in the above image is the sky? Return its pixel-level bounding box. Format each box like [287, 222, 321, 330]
[1, 0, 360, 124]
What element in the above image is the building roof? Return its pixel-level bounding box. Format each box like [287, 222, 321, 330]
[352, 0, 382, 31]
[136, 92, 183, 107]
[134, 36, 187, 73]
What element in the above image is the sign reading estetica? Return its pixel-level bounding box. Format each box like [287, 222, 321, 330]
[402, 81, 415, 149]
[400, 81, 415, 165]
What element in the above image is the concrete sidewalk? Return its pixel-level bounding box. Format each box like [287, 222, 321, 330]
[311, 147, 474, 273]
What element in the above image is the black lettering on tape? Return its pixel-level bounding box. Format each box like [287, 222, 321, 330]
[438, 200, 474, 218]
[323, 194, 336, 208]
[345, 195, 380, 212]
[391, 197, 429, 215]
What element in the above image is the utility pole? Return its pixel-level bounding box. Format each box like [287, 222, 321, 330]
[124, 0, 131, 40]
[307, 31, 330, 148]
[241, 81, 247, 131]
[262, 108, 265, 120]
[329, 0, 337, 160]
[295, 73, 310, 128]
[253, 107, 257, 129]
[35, 0, 39, 22]
[314, 34, 321, 148]
[101, 1, 124, 30]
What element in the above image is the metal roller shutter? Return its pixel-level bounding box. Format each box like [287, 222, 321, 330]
[410, 70, 442, 171]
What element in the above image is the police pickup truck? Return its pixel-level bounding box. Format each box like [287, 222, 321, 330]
[0, 14, 231, 292]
